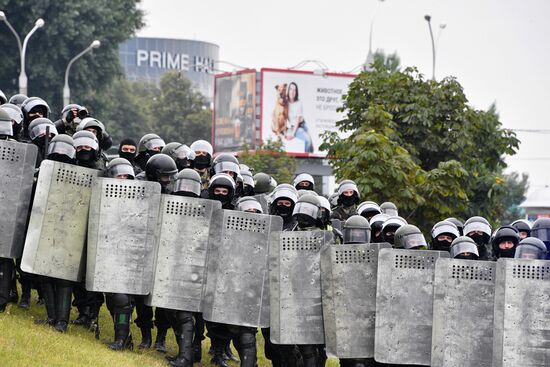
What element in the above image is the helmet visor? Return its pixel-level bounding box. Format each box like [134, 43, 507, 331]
[213, 161, 240, 176]
[30, 124, 57, 140]
[383, 208, 398, 216]
[293, 201, 319, 219]
[432, 223, 459, 239]
[48, 141, 76, 159]
[404, 233, 428, 250]
[174, 178, 201, 196]
[450, 242, 479, 258]
[0, 120, 13, 136]
[73, 135, 98, 151]
[338, 182, 359, 196]
[238, 200, 263, 214]
[173, 145, 194, 160]
[515, 244, 547, 260]
[531, 228, 550, 241]
[464, 221, 491, 237]
[343, 228, 371, 244]
[144, 138, 165, 151]
[108, 163, 135, 179]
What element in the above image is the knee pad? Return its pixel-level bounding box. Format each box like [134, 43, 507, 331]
[111, 293, 132, 308]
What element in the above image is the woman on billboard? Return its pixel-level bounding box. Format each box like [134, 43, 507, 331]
[286, 82, 313, 153]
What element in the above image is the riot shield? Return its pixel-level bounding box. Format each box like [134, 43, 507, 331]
[254, 193, 269, 214]
[86, 178, 161, 294]
[321, 243, 391, 358]
[493, 258, 550, 367]
[0, 140, 37, 258]
[21, 160, 99, 281]
[145, 195, 221, 311]
[270, 230, 333, 345]
[202, 210, 283, 327]
[431, 258, 496, 367]
[374, 248, 449, 365]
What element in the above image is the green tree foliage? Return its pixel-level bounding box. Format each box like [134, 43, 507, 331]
[496, 172, 529, 225]
[150, 71, 211, 144]
[321, 63, 521, 231]
[372, 50, 401, 73]
[0, 0, 144, 114]
[238, 140, 297, 184]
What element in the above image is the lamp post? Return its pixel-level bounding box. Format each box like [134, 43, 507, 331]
[0, 12, 44, 94]
[363, 0, 386, 72]
[424, 15, 436, 80]
[63, 40, 100, 106]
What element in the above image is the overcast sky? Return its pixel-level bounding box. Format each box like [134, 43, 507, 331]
[139, 0, 550, 193]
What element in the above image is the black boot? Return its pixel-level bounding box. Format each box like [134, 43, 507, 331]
[224, 341, 239, 362]
[0, 258, 12, 311]
[54, 282, 73, 333]
[72, 306, 91, 327]
[211, 342, 230, 367]
[237, 331, 257, 367]
[193, 339, 202, 363]
[35, 280, 56, 326]
[19, 282, 31, 309]
[107, 312, 133, 351]
[154, 327, 168, 353]
[168, 315, 194, 367]
[299, 345, 318, 367]
[139, 327, 152, 349]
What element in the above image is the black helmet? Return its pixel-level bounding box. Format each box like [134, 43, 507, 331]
[430, 220, 460, 252]
[190, 139, 213, 170]
[337, 179, 360, 207]
[445, 217, 464, 236]
[515, 237, 548, 260]
[77, 117, 105, 139]
[240, 168, 255, 196]
[210, 153, 240, 180]
[0, 109, 13, 137]
[381, 216, 407, 245]
[145, 153, 178, 184]
[510, 219, 531, 238]
[208, 173, 236, 205]
[73, 130, 99, 164]
[343, 215, 371, 244]
[369, 213, 390, 243]
[138, 133, 165, 155]
[463, 216, 492, 248]
[293, 194, 321, 228]
[394, 224, 427, 250]
[236, 196, 263, 213]
[106, 158, 135, 180]
[293, 173, 315, 191]
[60, 104, 88, 131]
[173, 168, 202, 197]
[47, 134, 75, 164]
[21, 97, 50, 124]
[162, 142, 196, 171]
[8, 93, 28, 107]
[357, 201, 381, 221]
[0, 89, 6, 104]
[530, 217, 550, 242]
[380, 202, 398, 216]
[1, 103, 24, 137]
[450, 236, 479, 260]
[492, 225, 520, 258]
[254, 172, 273, 194]
[28, 117, 58, 143]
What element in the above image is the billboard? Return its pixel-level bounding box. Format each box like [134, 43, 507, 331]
[260, 68, 354, 157]
[213, 70, 257, 152]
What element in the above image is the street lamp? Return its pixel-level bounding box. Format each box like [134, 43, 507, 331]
[63, 40, 100, 106]
[0, 12, 44, 94]
[363, 0, 386, 72]
[424, 15, 436, 80]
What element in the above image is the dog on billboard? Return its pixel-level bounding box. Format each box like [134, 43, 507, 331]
[271, 84, 288, 139]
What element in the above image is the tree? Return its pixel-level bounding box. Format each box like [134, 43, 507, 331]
[496, 172, 529, 225]
[373, 50, 401, 73]
[238, 140, 297, 184]
[150, 71, 211, 144]
[0, 0, 144, 114]
[321, 63, 521, 231]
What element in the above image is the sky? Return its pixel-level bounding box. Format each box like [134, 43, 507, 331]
[138, 0, 550, 194]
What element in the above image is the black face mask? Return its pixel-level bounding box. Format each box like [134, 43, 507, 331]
[175, 158, 189, 171]
[213, 193, 230, 205]
[173, 191, 198, 198]
[243, 185, 255, 197]
[294, 214, 317, 228]
[33, 136, 47, 148]
[274, 204, 293, 218]
[470, 233, 487, 247]
[119, 151, 136, 163]
[194, 155, 211, 170]
[455, 254, 476, 260]
[76, 150, 97, 163]
[47, 153, 73, 164]
[432, 239, 452, 252]
[384, 234, 395, 245]
[498, 247, 516, 258]
[340, 195, 357, 207]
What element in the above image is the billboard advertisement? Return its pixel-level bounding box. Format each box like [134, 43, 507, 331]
[212, 70, 257, 152]
[260, 68, 354, 157]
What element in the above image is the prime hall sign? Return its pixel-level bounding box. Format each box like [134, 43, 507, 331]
[136, 50, 215, 73]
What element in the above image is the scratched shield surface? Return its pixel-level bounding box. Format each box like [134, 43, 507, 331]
[492, 258, 550, 367]
[21, 160, 98, 281]
[269, 230, 333, 345]
[145, 195, 221, 311]
[202, 210, 282, 327]
[321, 243, 391, 358]
[431, 258, 496, 367]
[86, 177, 161, 294]
[0, 140, 37, 258]
[374, 249, 450, 365]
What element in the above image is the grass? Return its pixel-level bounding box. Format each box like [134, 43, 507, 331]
[0, 290, 339, 367]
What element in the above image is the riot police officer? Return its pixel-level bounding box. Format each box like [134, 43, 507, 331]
[8, 93, 28, 107]
[253, 173, 273, 195]
[510, 219, 531, 240]
[515, 237, 548, 260]
[342, 215, 371, 244]
[492, 226, 520, 259]
[529, 217, 550, 251]
[379, 202, 398, 216]
[21, 97, 50, 141]
[134, 133, 166, 174]
[117, 138, 137, 165]
[190, 139, 214, 188]
[430, 221, 460, 252]
[331, 180, 361, 221]
[369, 213, 390, 243]
[357, 201, 382, 222]
[161, 142, 196, 171]
[54, 104, 88, 136]
[463, 216, 493, 260]
[293, 173, 315, 191]
[381, 216, 407, 246]
[27, 117, 58, 165]
[394, 224, 428, 250]
[445, 217, 464, 236]
[0, 103, 24, 140]
[450, 236, 479, 260]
